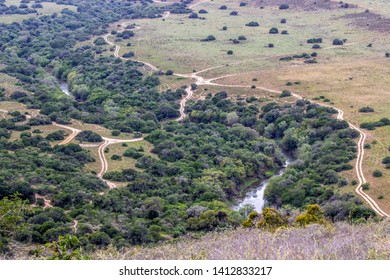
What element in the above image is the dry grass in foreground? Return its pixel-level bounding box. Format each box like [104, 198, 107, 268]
[93, 219, 390, 260]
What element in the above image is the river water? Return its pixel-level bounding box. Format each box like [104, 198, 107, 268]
[60, 82, 71, 96]
[233, 157, 294, 212]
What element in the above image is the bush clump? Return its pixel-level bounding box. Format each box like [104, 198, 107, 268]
[373, 170, 383, 177]
[280, 90, 292, 98]
[76, 130, 103, 143]
[279, 4, 289, 10]
[332, 39, 344, 45]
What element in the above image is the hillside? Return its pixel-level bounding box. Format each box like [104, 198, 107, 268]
[92, 219, 390, 260]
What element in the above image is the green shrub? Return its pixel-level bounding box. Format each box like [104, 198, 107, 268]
[358, 106, 374, 113]
[382, 156, 390, 164]
[227, 50, 233, 55]
[279, 4, 289, 9]
[269, 27, 279, 34]
[333, 39, 344, 45]
[362, 183, 370, 190]
[245, 21, 259, 27]
[373, 170, 383, 177]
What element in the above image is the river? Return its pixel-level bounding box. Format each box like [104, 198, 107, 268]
[233, 157, 294, 212]
[60, 82, 71, 96]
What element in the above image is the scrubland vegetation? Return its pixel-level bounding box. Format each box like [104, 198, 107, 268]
[0, 0, 389, 260]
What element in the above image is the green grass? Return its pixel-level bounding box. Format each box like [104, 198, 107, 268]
[0, 1, 77, 24]
[113, 0, 382, 76]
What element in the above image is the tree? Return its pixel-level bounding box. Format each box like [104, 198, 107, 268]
[0, 195, 30, 238]
[201, 35, 216, 42]
[238, 35, 247, 40]
[44, 235, 88, 260]
[358, 106, 374, 113]
[76, 130, 103, 143]
[280, 90, 292, 98]
[312, 44, 321, 49]
[332, 39, 344, 45]
[230, 11, 238, 16]
[222, 26, 227, 31]
[220, 5, 227, 10]
[269, 27, 279, 34]
[268, 43, 274, 48]
[165, 70, 174, 75]
[227, 50, 233, 55]
[256, 208, 288, 231]
[199, 9, 208, 14]
[122, 52, 135, 58]
[281, 19, 286, 23]
[93, 37, 107, 46]
[189, 12, 198, 19]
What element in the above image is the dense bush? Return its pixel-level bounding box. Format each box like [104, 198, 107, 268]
[373, 170, 383, 177]
[358, 106, 374, 113]
[332, 39, 344, 45]
[279, 4, 289, 10]
[76, 131, 103, 143]
[245, 21, 259, 27]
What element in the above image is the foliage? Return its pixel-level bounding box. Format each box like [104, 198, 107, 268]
[245, 21, 259, 27]
[295, 204, 326, 227]
[358, 106, 374, 113]
[76, 130, 103, 142]
[256, 208, 288, 231]
[0, 195, 30, 238]
[45, 234, 88, 260]
[360, 118, 390, 130]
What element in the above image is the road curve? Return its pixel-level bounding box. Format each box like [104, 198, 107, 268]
[97, 137, 144, 189]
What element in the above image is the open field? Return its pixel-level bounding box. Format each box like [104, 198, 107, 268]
[0, 0, 77, 24]
[105, 141, 158, 173]
[114, 0, 388, 77]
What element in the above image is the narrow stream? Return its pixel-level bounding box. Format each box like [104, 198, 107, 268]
[60, 82, 71, 96]
[233, 157, 294, 212]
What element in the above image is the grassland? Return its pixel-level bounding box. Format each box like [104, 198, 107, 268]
[0, 0, 77, 24]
